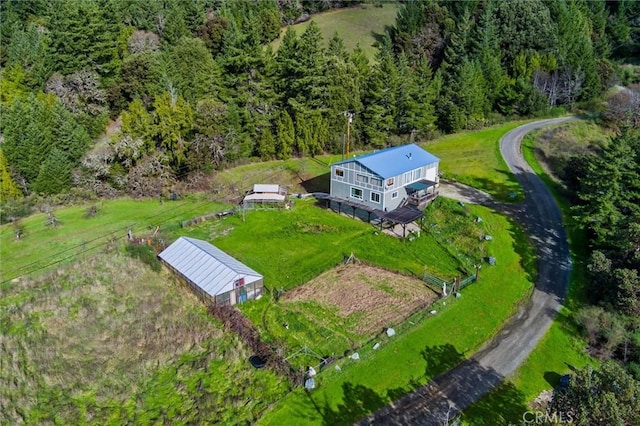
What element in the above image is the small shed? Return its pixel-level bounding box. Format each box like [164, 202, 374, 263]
[242, 184, 287, 209]
[159, 237, 263, 305]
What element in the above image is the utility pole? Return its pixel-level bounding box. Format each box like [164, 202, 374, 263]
[345, 111, 354, 157]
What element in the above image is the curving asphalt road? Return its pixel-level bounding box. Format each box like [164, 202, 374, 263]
[359, 117, 577, 425]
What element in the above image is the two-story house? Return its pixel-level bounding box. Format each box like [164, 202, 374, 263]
[329, 143, 440, 212]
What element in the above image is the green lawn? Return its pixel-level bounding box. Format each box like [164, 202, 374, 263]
[212, 121, 529, 204]
[271, 3, 399, 59]
[1, 192, 535, 425]
[424, 122, 526, 202]
[461, 122, 597, 424]
[170, 197, 498, 369]
[1, 118, 543, 424]
[1, 196, 228, 284]
[258, 202, 535, 425]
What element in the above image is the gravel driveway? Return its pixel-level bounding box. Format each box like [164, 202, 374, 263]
[359, 117, 578, 425]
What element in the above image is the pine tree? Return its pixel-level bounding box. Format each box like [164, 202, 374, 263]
[363, 35, 397, 147]
[0, 149, 23, 202]
[275, 110, 294, 160]
[257, 126, 276, 160]
[32, 148, 73, 194]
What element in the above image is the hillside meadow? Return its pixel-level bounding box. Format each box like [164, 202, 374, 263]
[271, 3, 399, 58]
[1, 119, 546, 424]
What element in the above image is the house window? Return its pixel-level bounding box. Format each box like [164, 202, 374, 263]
[413, 168, 422, 180]
[392, 191, 398, 199]
[356, 174, 369, 184]
[335, 168, 344, 177]
[404, 172, 413, 184]
[386, 178, 394, 186]
[370, 177, 382, 187]
[350, 187, 363, 200]
[370, 192, 381, 203]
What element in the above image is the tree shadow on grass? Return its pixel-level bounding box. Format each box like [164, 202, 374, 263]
[506, 216, 538, 283]
[371, 25, 394, 46]
[422, 343, 465, 380]
[464, 171, 523, 203]
[544, 371, 561, 388]
[302, 382, 408, 426]
[296, 344, 468, 425]
[461, 381, 530, 426]
[300, 172, 330, 193]
[294, 344, 528, 425]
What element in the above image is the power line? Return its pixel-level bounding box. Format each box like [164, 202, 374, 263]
[1, 199, 218, 285]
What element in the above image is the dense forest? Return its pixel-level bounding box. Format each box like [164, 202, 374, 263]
[2, 0, 640, 422]
[0, 0, 638, 202]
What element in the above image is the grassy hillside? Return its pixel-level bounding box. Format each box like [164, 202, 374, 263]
[271, 3, 399, 58]
[258, 201, 534, 425]
[424, 122, 527, 202]
[210, 121, 528, 204]
[1, 253, 288, 424]
[1, 196, 228, 284]
[1, 119, 541, 424]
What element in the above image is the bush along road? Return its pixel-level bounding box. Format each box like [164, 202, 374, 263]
[360, 117, 578, 425]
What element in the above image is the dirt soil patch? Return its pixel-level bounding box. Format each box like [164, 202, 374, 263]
[284, 264, 438, 335]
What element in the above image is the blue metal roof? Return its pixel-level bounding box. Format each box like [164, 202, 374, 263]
[332, 144, 439, 179]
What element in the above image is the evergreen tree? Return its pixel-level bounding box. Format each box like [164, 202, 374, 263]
[493, 0, 558, 71]
[4, 22, 51, 88]
[0, 149, 23, 201]
[474, 0, 512, 113]
[32, 148, 73, 194]
[163, 37, 223, 105]
[275, 109, 295, 160]
[363, 34, 398, 147]
[2, 93, 89, 189]
[291, 21, 327, 109]
[395, 54, 437, 138]
[575, 131, 640, 248]
[121, 99, 155, 150]
[0, 65, 29, 106]
[275, 27, 299, 102]
[153, 91, 194, 170]
[455, 59, 489, 128]
[46, 0, 121, 78]
[324, 33, 364, 152]
[257, 125, 276, 160]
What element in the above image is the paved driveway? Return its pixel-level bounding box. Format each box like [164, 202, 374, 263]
[359, 117, 577, 425]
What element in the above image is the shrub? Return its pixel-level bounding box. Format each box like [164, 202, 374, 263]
[125, 243, 162, 272]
